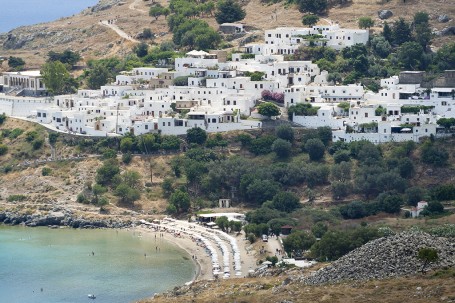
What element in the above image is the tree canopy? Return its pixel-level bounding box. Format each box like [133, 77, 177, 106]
[257, 102, 280, 118]
[215, 0, 246, 24]
[41, 61, 77, 95]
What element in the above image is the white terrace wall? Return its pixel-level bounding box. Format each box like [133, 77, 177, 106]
[0, 95, 54, 117]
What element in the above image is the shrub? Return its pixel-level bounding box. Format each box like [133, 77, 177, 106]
[122, 152, 133, 164]
[0, 144, 8, 156]
[41, 167, 52, 176]
[7, 194, 27, 202]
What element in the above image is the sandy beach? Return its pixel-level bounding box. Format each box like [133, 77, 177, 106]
[137, 220, 258, 282]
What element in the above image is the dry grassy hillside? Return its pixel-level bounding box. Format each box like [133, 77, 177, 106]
[140, 271, 455, 303]
[0, 0, 453, 70]
[0, 118, 173, 216]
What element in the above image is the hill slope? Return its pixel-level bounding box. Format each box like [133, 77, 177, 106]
[0, 0, 453, 70]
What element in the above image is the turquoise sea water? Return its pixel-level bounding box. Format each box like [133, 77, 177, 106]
[0, 0, 99, 33]
[0, 226, 195, 303]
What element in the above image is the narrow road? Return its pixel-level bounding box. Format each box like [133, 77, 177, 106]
[99, 20, 140, 43]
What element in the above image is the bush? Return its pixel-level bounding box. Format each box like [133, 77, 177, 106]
[421, 142, 448, 167]
[122, 152, 133, 164]
[0, 113, 7, 125]
[275, 125, 294, 142]
[7, 194, 27, 202]
[247, 233, 256, 244]
[32, 139, 44, 150]
[76, 193, 88, 204]
[0, 144, 8, 156]
[41, 167, 52, 176]
[304, 138, 325, 161]
[272, 138, 292, 158]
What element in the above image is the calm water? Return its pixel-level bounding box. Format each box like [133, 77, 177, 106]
[0, 0, 99, 33]
[0, 226, 195, 303]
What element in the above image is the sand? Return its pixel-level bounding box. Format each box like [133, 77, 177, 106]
[137, 220, 258, 282]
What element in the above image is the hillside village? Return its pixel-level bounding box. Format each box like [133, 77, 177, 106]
[1, 24, 454, 143]
[1, 1, 455, 302]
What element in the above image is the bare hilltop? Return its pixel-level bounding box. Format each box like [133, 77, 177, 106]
[0, 0, 454, 70]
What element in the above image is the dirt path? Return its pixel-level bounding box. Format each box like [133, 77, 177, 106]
[129, 0, 148, 14]
[99, 20, 140, 43]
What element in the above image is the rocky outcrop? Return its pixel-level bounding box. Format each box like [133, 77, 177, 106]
[441, 26, 455, 36]
[378, 10, 393, 20]
[0, 209, 131, 229]
[303, 231, 455, 285]
[438, 15, 450, 23]
[90, 0, 124, 12]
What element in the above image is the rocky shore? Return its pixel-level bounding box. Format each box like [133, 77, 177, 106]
[0, 209, 132, 229]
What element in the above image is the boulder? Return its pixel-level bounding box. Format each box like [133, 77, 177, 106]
[441, 26, 455, 36]
[378, 10, 393, 20]
[438, 15, 450, 23]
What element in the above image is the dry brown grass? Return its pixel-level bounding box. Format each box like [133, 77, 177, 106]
[140, 271, 455, 303]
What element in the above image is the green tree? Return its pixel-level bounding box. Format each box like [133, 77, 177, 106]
[134, 42, 149, 58]
[246, 179, 280, 205]
[434, 42, 455, 71]
[121, 170, 142, 190]
[331, 181, 351, 200]
[302, 14, 319, 26]
[120, 137, 134, 153]
[397, 41, 424, 70]
[392, 18, 412, 45]
[414, 23, 432, 49]
[283, 231, 316, 255]
[305, 138, 325, 161]
[383, 22, 392, 43]
[186, 127, 207, 145]
[297, 0, 327, 14]
[271, 138, 292, 159]
[413, 11, 429, 25]
[358, 17, 374, 29]
[311, 222, 328, 238]
[271, 191, 300, 213]
[406, 186, 425, 206]
[96, 159, 120, 186]
[8, 56, 25, 69]
[275, 125, 294, 142]
[371, 35, 391, 58]
[87, 64, 111, 89]
[417, 247, 438, 273]
[169, 189, 191, 213]
[48, 132, 59, 145]
[215, 216, 229, 232]
[47, 50, 81, 67]
[421, 142, 448, 167]
[257, 102, 280, 118]
[422, 201, 444, 216]
[149, 5, 166, 20]
[114, 183, 140, 205]
[333, 150, 351, 163]
[41, 61, 76, 95]
[215, 0, 246, 24]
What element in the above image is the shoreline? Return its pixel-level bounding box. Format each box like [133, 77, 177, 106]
[0, 0, 102, 34]
[137, 227, 207, 281]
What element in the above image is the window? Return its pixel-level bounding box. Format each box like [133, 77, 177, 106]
[145, 125, 148, 130]
[365, 113, 368, 117]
